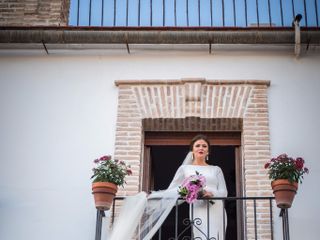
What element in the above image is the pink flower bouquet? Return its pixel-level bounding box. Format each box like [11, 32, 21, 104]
[178, 171, 213, 204]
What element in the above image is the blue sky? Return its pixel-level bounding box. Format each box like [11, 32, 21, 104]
[69, 0, 319, 27]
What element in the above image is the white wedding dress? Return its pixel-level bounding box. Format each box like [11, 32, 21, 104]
[170, 165, 228, 239]
[109, 153, 228, 240]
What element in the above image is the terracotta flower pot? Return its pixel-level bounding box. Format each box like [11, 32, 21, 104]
[92, 182, 118, 210]
[271, 179, 298, 209]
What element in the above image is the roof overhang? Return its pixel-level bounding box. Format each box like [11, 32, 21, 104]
[1, 26, 319, 54]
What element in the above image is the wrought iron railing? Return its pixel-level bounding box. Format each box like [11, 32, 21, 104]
[70, 0, 319, 28]
[95, 196, 291, 240]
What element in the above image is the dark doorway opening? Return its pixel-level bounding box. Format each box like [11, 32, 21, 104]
[150, 145, 237, 240]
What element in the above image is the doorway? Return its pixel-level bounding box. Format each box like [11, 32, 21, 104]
[145, 140, 240, 240]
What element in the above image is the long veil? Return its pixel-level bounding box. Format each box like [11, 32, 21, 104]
[109, 152, 193, 240]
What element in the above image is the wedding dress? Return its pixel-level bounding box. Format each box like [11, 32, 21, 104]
[178, 165, 228, 239]
[109, 152, 228, 240]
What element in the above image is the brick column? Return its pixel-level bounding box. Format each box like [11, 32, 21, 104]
[114, 85, 142, 196]
[243, 84, 272, 239]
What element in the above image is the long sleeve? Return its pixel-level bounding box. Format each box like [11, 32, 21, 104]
[206, 166, 228, 197]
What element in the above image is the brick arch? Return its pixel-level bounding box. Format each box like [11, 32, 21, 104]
[130, 80, 253, 118]
[114, 79, 271, 239]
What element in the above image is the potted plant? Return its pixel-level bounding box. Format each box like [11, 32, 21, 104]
[91, 155, 132, 210]
[264, 153, 309, 208]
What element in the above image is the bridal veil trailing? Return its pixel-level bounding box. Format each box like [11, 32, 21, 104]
[109, 152, 194, 240]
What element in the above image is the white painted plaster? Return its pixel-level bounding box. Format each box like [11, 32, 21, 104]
[0, 50, 319, 240]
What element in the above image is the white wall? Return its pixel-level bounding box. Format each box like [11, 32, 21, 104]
[0, 49, 319, 240]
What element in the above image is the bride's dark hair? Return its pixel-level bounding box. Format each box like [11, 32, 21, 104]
[189, 134, 211, 151]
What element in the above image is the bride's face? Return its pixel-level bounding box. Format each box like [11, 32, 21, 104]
[192, 139, 209, 161]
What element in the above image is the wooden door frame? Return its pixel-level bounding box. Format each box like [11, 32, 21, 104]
[142, 146, 153, 192]
[144, 131, 241, 146]
[143, 131, 242, 192]
[235, 146, 244, 240]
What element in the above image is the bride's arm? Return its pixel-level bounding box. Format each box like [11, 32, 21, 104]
[205, 167, 228, 197]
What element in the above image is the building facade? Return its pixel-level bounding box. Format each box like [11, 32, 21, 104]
[0, 1, 319, 240]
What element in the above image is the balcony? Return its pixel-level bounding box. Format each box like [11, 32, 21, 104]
[95, 196, 291, 240]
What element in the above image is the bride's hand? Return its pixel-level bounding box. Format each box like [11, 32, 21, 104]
[202, 190, 214, 198]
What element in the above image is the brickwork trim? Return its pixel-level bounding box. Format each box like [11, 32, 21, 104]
[114, 78, 272, 239]
[115, 79, 271, 86]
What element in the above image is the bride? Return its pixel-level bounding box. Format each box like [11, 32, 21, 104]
[109, 134, 228, 240]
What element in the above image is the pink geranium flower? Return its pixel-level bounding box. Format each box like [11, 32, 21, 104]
[91, 155, 132, 187]
[264, 153, 309, 183]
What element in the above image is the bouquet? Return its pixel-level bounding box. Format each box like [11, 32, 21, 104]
[178, 171, 214, 204]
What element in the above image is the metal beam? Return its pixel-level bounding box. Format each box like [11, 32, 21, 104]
[0, 27, 319, 45]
